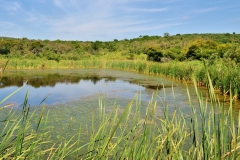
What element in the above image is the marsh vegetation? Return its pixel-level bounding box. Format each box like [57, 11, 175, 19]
[1, 74, 240, 159]
[1, 33, 240, 159]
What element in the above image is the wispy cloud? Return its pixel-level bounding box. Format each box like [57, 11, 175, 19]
[165, 16, 190, 21]
[0, 21, 15, 28]
[1, 0, 238, 40]
[37, 0, 46, 2]
[52, 0, 68, 12]
[4, 2, 21, 11]
[193, 7, 217, 13]
[53, 0, 63, 8]
[27, 0, 181, 40]
[125, 7, 168, 12]
[224, 18, 240, 22]
[42, 10, 180, 40]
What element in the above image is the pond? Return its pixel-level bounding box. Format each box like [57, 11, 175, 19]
[0, 69, 195, 107]
[0, 69, 239, 115]
[1, 69, 240, 158]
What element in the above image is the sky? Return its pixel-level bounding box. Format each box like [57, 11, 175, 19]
[0, 0, 239, 41]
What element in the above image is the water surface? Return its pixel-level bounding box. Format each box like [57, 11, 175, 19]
[1, 69, 239, 114]
[0, 69, 192, 107]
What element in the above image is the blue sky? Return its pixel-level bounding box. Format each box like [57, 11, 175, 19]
[0, 0, 239, 41]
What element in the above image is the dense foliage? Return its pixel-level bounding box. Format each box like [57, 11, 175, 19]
[1, 33, 240, 63]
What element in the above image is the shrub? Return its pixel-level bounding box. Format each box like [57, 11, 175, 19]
[184, 39, 219, 60]
[144, 47, 163, 62]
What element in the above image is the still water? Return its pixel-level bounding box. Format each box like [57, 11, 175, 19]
[0, 69, 198, 109]
[1, 69, 239, 115]
[0, 68, 214, 130]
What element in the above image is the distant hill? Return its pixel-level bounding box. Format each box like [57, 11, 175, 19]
[0, 37, 18, 40]
[0, 33, 240, 62]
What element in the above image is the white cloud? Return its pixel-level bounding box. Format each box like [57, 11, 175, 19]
[53, 0, 63, 8]
[125, 7, 168, 12]
[52, 0, 68, 12]
[0, 0, 184, 40]
[29, 0, 179, 40]
[0, 21, 15, 28]
[4, 2, 21, 11]
[45, 13, 181, 40]
[193, 7, 217, 13]
[165, 16, 190, 21]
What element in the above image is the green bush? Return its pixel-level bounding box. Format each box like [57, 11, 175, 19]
[223, 44, 240, 63]
[163, 48, 181, 60]
[144, 47, 163, 62]
[184, 39, 219, 60]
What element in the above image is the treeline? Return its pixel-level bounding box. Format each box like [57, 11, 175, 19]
[0, 33, 240, 62]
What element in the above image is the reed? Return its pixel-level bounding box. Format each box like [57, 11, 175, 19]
[0, 70, 240, 159]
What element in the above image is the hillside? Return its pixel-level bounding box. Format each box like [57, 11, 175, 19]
[0, 33, 240, 62]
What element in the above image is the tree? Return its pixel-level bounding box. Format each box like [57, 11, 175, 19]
[144, 47, 163, 62]
[224, 44, 240, 63]
[164, 32, 170, 37]
[92, 41, 102, 51]
[0, 41, 11, 55]
[29, 41, 44, 55]
[106, 43, 116, 52]
[184, 39, 219, 60]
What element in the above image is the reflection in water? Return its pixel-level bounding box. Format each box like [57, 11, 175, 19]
[1, 69, 154, 106]
[0, 76, 24, 88]
[0, 73, 116, 88]
[0, 71, 171, 90]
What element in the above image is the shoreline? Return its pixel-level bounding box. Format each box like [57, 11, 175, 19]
[1, 58, 239, 98]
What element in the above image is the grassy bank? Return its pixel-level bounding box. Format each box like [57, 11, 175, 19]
[0, 75, 240, 159]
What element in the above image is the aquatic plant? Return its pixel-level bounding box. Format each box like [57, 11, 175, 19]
[0, 71, 240, 159]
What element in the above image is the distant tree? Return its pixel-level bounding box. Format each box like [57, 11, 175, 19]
[107, 43, 117, 52]
[225, 33, 231, 36]
[29, 41, 44, 55]
[184, 39, 219, 60]
[144, 47, 163, 62]
[54, 39, 62, 43]
[0, 41, 11, 55]
[92, 41, 102, 51]
[143, 35, 149, 38]
[223, 44, 240, 63]
[44, 39, 50, 42]
[164, 32, 170, 37]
